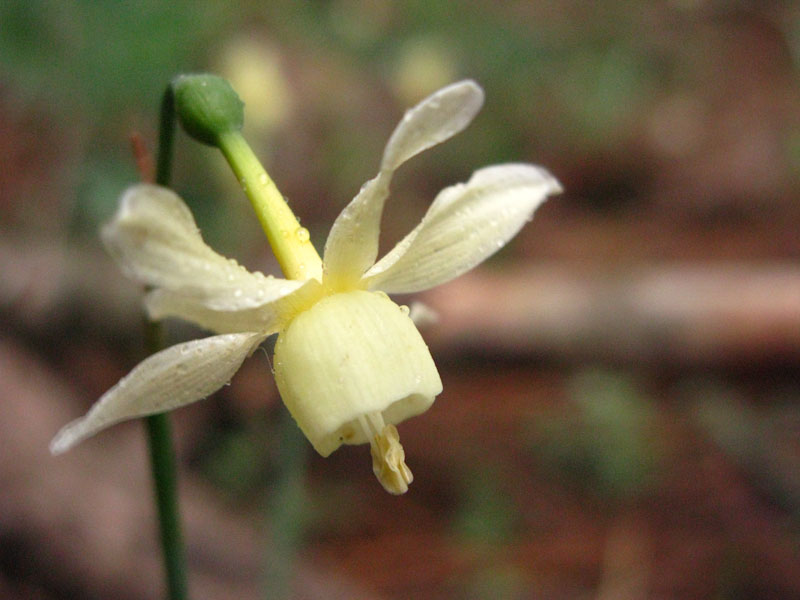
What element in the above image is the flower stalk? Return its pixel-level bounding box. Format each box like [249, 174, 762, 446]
[144, 85, 188, 600]
[216, 130, 322, 281]
[172, 73, 322, 281]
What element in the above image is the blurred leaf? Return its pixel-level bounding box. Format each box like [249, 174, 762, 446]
[202, 425, 269, 499]
[0, 0, 230, 122]
[70, 150, 138, 234]
[456, 564, 529, 600]
[532, 369, 660, 503]
[689, 381, 800, 515]
[263, 410, 310, 600]
[557, 43, 654, 146]
[452, 464, 520, 545]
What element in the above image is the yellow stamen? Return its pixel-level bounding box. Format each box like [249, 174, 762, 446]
[358, 412, 413, 495]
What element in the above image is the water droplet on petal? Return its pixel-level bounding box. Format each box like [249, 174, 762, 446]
[233, 289, 243, 298]
[399, 304, 410, 315]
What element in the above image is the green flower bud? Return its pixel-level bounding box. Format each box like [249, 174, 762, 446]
[172, 74, 244, 145]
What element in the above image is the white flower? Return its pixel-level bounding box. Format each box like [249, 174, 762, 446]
[50, 81, 562, 494]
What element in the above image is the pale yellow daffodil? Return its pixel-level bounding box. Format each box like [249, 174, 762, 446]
[50, 81, 561, 494]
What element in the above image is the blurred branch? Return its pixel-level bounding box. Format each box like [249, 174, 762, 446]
[425, 263, 800, 366]
[0, 236, 141, 332]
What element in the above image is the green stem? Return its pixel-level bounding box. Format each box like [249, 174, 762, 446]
[144, 85, 189, 600]
[156, 87, 176, 187]
[145, 412, 187, 600]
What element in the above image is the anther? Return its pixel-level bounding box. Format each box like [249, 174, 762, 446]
[358, 412, 413, 494]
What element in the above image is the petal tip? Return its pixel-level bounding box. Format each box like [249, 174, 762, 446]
[49, 424, 78, 456]
[541, 168, 564, 196]
[448, 79, 484, 100]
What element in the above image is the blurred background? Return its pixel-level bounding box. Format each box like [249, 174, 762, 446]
[2, 1, 800, 598]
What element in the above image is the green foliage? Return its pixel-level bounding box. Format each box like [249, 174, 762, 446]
[202, 425, 270, 499]
[0, 0, 234, 236]
[532, 369, 661, 504]
[455, 564, 529, 600]
[0, 0, 229, 121]
[452, 464, 520, 545]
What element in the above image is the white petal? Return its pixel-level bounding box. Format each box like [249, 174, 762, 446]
[49, 332, 266, 454]
[380, 80, 485, 172]
[144, 277, 321, 335]
[363, 164, 562, 293]
[322, 81, 485, 284]
[408, 301, 439, 327]
[145, 290, 281, 334]
[103, 184, 288, 310]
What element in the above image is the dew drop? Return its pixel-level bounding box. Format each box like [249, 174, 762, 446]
[399, 304, 410, 315]
[233, 288, 243, 298]
[295, 227, 310, 243]
[258, 173, 268, 186]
